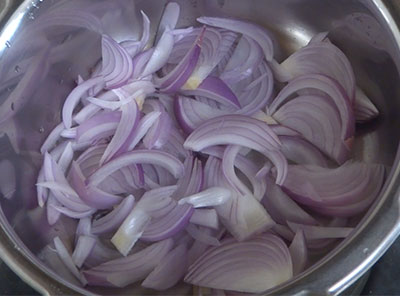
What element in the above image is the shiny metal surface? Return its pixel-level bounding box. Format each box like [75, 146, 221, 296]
[0, 0, 400, 295]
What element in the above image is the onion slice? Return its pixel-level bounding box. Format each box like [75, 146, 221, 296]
[83, 239, 174, 287]
[184, 234, 292, 293]
[197, 16, 275, 61]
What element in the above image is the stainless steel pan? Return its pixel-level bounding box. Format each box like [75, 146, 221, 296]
[0, 0, 400, 295]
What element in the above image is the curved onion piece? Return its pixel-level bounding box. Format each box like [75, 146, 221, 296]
[236, 62, 274, 115]
[279, 136, 329, 167]
[262, 177, 317, 226]
[101, 35, 134, 90]
[72, 235, 96, 268]
[100, 101, 139, 164]
[142, 28, 174, 77]
[83, 239, 174, 287]
[142, 244, 187, 291]
[143, 100, 173, 149]
[88, 150, 184, 186]
[273, 95, 349, 164]
[354, 87, 379, 123]
[280, 162, 385, 216]
[197, 16, 275, 61]
[182, 76, 240, 109]
[54, 237, 87, 285]
[58, 142, 74, 173]
[176, 28, 238, 89]
[140, 203, 194, 242]
[139, 11, 151, 52]
[110, 186, 176, 255]
[289, 230, 307, 275]
[111, 205, 151, 256]
[125, 111, 161, 151]
[271, 40, 355, 101]
[268, 74, 355, 142]
[184, 158, 204, 196]
[44, 153, 91, 212]
[155, 2, 180, 43]
[69, 162, 122, 210]
[178, 187, 231, 208]
[132, 49, 154, 79]
[221, 35, 263, 84]
[204, 157, 274, 241]
[41, 123, 65, 154]
[186, 224, 221, 246]
[46, 195, 62, 225]
[203, 146, 267, 201]
[190, 209, 219, 229]
[155, 27, 205, 93]
[92, 195, 135, 234]
[184, 234, 292, 293]
[62, 76, 105, 129]
[36, 181, 78, 198]
[75, 111, 121, 144]
[184, 115, 287, 185]
[174, 96, 227, 133]
[0, 159, 16, 200]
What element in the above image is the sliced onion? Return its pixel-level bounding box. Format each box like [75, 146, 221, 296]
[279, 135, 329, 167]
[221, 35, 263, 84]
[184, 114, 287, 185]
[111, 205, 151, 256]
[197, 16, 275, 61]
[69, 161, 122, 210]
[88, 150, 184, 186]
[186, 224, 220, 247]
[40, 123, 65, 154]
[268, 74, 355, 143]
[271, 40, 356, 101]
[182, 76, 240, 109]
[280, 162, 385, 216]
[83, 239, 174, 287]
[54, 236, 87, 285]
[72, 235, 97, 268]
[142, 243, 188, 290]
[46, 194, 62, 226]
[262, 177, 317, 226]
[62, 76, 105, 129]
[155, 2, 180, 43]
[140, 202, 194, 242]
[125, 111, 161, 151]
[92, 195, 135, 234]
[178, 187, 231, 208]
[143, 100, 173, 149]
[273, 95, 348, 164]
[184, 234, 292, 293]
[58, 142, 74, 173]
[101, 35, 134, 89]
[174, 27, 238, 89]
[155, 27, 205, 93]
[204, 157, 274, 241]
[100, 101, 139, 164]
[190, 209, 219, 230]
[142, 28, 175, 77]
[289, 230, 308, 276]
